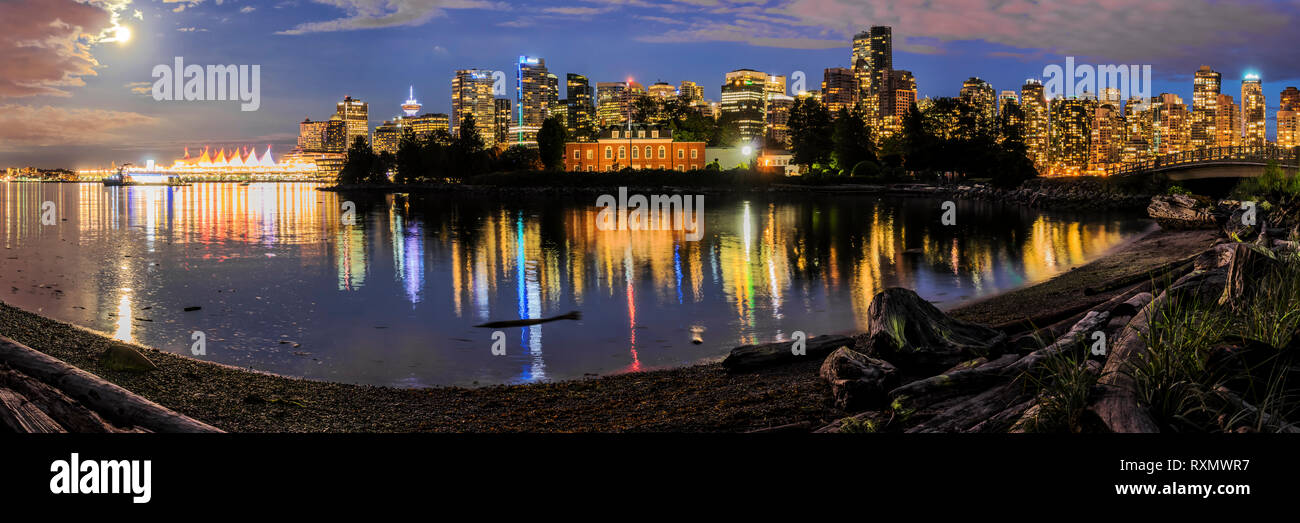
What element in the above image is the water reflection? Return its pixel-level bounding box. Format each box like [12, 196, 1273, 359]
[0, 181, 1148, 386]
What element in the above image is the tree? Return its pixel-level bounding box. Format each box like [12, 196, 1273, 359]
[832, 108, 876, 173]
[338, 136, 377, 185]
[788, 97, 833, 168]
[394, 129, 423, 183]
[537, 115, 568, 171]
[499, 145, 540, 171]
[454, 113, 487, 176]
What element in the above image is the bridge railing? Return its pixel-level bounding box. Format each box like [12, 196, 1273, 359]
[1104, 145, 1300, 176]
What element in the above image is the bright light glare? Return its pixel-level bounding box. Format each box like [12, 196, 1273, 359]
[741, 146, 753, 155]
[114, 26, 132, 44]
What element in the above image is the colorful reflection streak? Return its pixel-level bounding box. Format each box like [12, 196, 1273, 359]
[0, 183, 1149, 387]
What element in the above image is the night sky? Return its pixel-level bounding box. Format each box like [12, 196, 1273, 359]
[3, 0, 1298, 168]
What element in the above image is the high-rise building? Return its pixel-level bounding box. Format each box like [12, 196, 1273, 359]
[1021, 80, 1050, 170]
[1153, 93, 1191, 155]
[721, 69, 769, 143]
[1215, 94, 1239, 148]
[766, 94, 794, 147]
[851, 30, 872, 95]
[1050, 97, 1094, 176]
[960, 77, 997, 126]
[679, 81, 704, 102]
[1279, 87, 1300, 148]
[1091, 102, 1122, 172]
[852, 26, 892, 96]
[335, 95, 369, 149]
[451, 69, 497, 147]
[821, 67, 858, 115]
[372, 120, 400, 155]
[1242, 74, 1266, 147]
[566, 73, 596, 140]
[648, 82, 677, 99]
[1121, 97, 1155, 164]
[597, 81, 629, 128]
[299, 117, 347, 154]
[494, 98, 512, 146]
[513, 56, 554, 146]
[1191, 65, 1221, 149]
[876, 69, 915, 140]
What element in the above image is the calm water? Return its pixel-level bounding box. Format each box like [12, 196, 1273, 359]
[0, 181, 1149, 387]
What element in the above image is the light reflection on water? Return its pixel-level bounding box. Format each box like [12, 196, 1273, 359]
[0, 181, 1150, 387]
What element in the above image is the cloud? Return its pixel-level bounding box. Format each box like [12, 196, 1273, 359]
[0, 0, 135, 98]
[276, 0, 503, 35]
[0, 104, 159, 149]
[124, 81, 153, 95]
[240, 6, 256, 13]
[541, 6, 614, 16]
[177, 27, 208, 32]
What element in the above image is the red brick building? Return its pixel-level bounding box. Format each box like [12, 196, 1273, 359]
[565, 125, 707, 172]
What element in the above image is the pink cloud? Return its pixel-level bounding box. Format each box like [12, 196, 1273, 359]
[0, 104, 159, 149]
[0, 0, 121, 98]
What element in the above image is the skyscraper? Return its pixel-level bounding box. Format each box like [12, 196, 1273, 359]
[1191, 65, 1220, 149]
[451, 69, 497, 148]
[648, 82, 677, 99]
[821, 67, 858, 115]
[1215, 94, 1239, 148]
[514, 56, 553, 146]
[721, 69, 769, 143]
[494, 97, 512, 146]
[566, 73, 596, 140]
[1020, 80, 1050, 170]
[1241, 74, 1266, 147]
[679, 81, 704, 102]
[335, 95, 369, 149]
[299, 117, 347, 154]
[1154, 93, 1191, 155]
[1050, 97, 1094, 176]
[597, 81, 629, 128]
[372, 120, 400, 154]
[960, 77, 997, 126]
[1279, 87, 1300, 148]
[1122, 97, 1155, 164]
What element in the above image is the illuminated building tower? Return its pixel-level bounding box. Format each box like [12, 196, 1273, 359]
[1021, 80, 1050, 170]
[679, 81, 704, 102]
[1049, 97, 1094, 176]
[335, 95, 370, 148]
[1279, 87, 1300, 148]
[766, 94, 794, 147]
[1242, 74, 1266, 147]
[494, 98, 512, 147]
[1090, 102, 1122, 172]
[1215, 94, 1239, 148]
[722, 69, 769, 142]
[372, 120, 400, 155]
[1153, 93, 1191, 155]
[566, 74, 596, 140]
[999, 90, 1019, 113]
[1191, 65, 1221, 149]
[597, 81, 629, 128]
[402, 86, 422, 117]
[648, 82, 677, 99]
[298, 117, 347, 154]
[851, 29, 872, 95]
[960, 77, 997, 128]
[1121, 97, 1155, 164]
[550, 101, 568, 128]
[875, 69, 915, 140]
[1099, 87, 1123, 107]
[821, 67, 858, 115]
[451, 69, 497, 148]
[400, 113, 450, 141]
[869, 26, 892, 75]
[512, 56, 553, 146]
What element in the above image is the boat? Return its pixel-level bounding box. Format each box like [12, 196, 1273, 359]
[102, 164, 190, 187]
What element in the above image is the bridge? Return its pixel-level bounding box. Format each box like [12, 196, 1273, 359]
[1106, 145, 1300, 180]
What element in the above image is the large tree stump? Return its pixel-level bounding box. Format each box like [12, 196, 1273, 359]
[1219, 243, 1281, 310]
[865, 288, 1006, 373]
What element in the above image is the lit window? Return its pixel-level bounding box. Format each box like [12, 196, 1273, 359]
[587, 150, 593, 160]
[677, 149, 684, 159]
[612, 130, 619, 138]
[638, 130, 646, 138]
[618, 146, 626, 159]
[652, 130, 659, 138]
[658, 146, 666, 159]
[691, 164, 698, 170]
[573, 150, 580, 159]
[645, 146, 652, 158]
[677, 165, 685, 172]
[690, 149, 698, 159]
[632, 147, 639, 159]
[605, 146, 612, 159]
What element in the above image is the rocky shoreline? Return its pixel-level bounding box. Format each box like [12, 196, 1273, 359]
[0, 223, 1215, 432]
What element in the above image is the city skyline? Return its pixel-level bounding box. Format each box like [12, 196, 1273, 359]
[4, 0, 1300, 168]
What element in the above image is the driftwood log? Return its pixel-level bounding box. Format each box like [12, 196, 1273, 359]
[1088, 291, 1168, 433]
[0, 387, 65, 433]
[0, 366, 138, 433]
[0, 335, 221, 433]
[722, 334, 854, 371]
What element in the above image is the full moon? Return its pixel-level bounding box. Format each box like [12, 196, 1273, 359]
[115, 26, 132, 44]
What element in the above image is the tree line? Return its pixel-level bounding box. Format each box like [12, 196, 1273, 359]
[338, 113, 570, 185]
[787, 96, 1038, 187]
